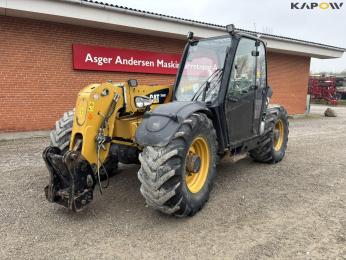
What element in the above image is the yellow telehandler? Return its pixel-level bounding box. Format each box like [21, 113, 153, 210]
[43, 25, 289, 216]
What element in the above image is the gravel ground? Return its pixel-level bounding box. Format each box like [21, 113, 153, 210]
[0, 104, 345, 259]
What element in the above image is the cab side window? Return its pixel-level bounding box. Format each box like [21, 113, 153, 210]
[228, 38, 256, 96]
[257, 42, 266, 89]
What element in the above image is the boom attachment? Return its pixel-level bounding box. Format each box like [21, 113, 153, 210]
[43, 146, 96, 212]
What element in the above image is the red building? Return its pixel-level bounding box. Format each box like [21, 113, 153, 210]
[0, 0, 344, 132]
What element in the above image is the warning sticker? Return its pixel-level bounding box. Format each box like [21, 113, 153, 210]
[88, 101, 95, 112]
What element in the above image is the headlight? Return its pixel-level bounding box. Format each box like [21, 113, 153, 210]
[135, 96, 153, 108]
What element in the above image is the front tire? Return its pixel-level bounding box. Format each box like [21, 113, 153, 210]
[138, 113, 217, 217]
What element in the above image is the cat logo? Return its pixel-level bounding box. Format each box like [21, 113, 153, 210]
[147, 88, 169, 104]
[149, 94, 164, 103]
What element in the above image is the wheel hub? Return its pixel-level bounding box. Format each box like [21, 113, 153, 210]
[185, 136, 210, 193]
[186, 154, 201, 174]
[274, 119, 284, 151]
[274, 129, 280, 139]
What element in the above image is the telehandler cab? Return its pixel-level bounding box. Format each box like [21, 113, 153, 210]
[43, 25, 289, 216]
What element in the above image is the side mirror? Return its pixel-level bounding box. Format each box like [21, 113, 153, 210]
[187, 31, 194, 42]
[267, 86, 273, 98]
[226, 24, 235, 34]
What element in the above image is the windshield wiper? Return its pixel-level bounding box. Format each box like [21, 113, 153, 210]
[191, 68, 223, 101]
[190, 45, 230, 102]
[202, 72, 223, 101]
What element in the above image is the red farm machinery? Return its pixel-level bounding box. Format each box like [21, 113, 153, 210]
[308, 75, 346, 105]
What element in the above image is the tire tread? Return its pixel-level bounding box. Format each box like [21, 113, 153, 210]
[138, 113, 217, 217]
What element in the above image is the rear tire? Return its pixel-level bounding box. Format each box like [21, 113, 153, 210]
[138, 113, 217, 217]
[249, 106, 289, 163]
[50, 111, 74, 153]
[50, 111, 118, 175]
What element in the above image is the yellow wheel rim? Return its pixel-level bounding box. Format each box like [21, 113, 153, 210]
[274, 119, 284, 151]
[185, 136, 210, 193]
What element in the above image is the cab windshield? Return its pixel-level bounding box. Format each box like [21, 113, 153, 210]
[175, 37, 231, 102]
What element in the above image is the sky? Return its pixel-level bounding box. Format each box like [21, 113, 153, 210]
[103, 0, 346, 73]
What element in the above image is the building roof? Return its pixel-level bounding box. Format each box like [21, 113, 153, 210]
[82, 0, 345, 52]
[1, 0, 345, 59]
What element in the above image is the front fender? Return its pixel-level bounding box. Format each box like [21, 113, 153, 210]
[135, 101, 211, 147]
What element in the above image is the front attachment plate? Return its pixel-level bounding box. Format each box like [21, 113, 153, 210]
[42, 146, 96, 212]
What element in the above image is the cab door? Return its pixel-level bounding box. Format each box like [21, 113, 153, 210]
[225, 37, 258, 143]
